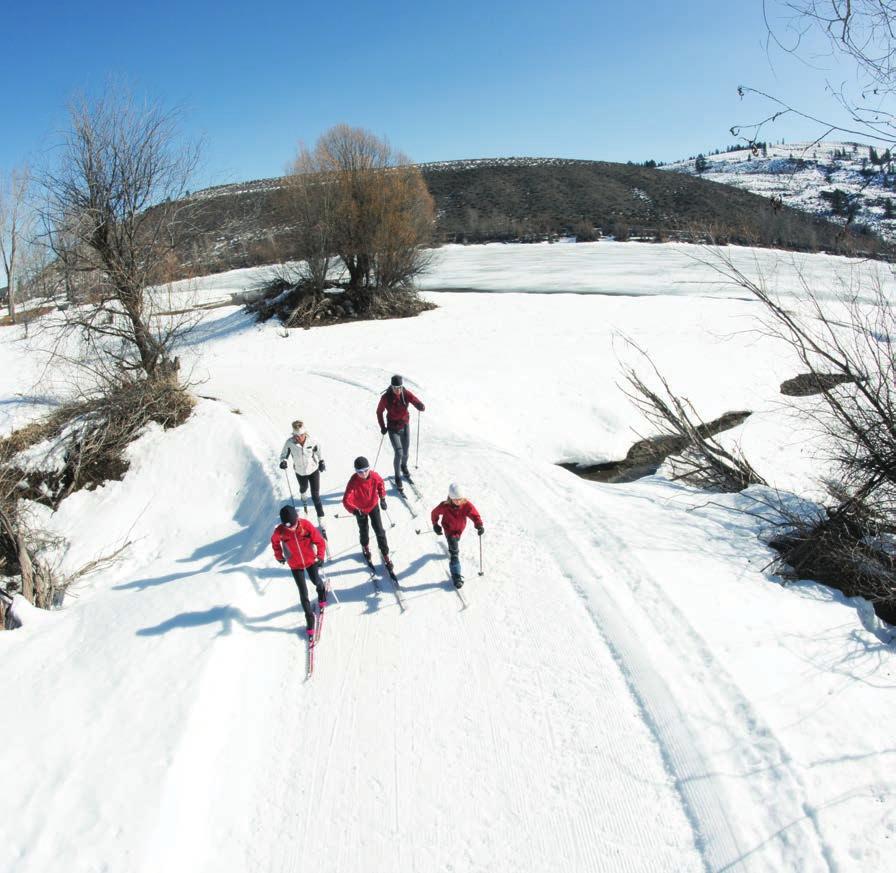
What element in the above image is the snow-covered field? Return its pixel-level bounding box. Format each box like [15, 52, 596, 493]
[1, 242, 893, 872]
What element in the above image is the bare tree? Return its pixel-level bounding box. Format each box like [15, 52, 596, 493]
[281, 144, 338, 293]
[735, 2, 896, 151]
[284, 125, 435, 309]
[0, 165, 32, 323]
[40, 89, 200, 382]
[620, 340, 766, 492]
[702, 249, 896, 616]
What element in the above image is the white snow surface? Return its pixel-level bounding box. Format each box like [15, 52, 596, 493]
[665, 140, 896, 243]
[1, 243, 894, 872]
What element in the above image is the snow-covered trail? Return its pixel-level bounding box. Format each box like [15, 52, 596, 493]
[174, 373, 704, 873]
[2, 263, 893, 872]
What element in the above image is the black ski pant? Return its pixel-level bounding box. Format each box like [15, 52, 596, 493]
[291, 564, 326, 630]
[388, 426, 411, 483]
[355, 506, 389, 556]
[295, 469, 324, 516]
[446, 535, 462, 580]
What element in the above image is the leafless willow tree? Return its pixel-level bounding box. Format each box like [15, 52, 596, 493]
[703, 249, 896, 614]
[736, 1, 896, 151]
[620, 340, 766, 492]
[0, 165, 32, 323]
[40, 90, 201, 383]
[283, 125, 435, 310]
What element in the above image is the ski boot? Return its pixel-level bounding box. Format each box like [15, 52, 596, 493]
[362, 545, 372, 562]
[452, 574, 464, 589]
[401, 464, 414, 484]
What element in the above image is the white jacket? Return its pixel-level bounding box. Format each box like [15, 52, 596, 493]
[281, 434, 323, 476]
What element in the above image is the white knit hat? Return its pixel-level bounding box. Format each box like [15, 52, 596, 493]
[448, 482, 464, 500]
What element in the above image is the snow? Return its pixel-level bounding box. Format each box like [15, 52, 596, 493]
[665, 140, 896, 243]
[1, 242, 894, 872]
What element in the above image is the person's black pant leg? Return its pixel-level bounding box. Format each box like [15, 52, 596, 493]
[290, 566, 315, 630]
[388, 429, 403, 482]
[400, 425, 410, 473]
[368, 506, 389, 555]
[355, 512, 370, 547]
[306, 562, 326, 603]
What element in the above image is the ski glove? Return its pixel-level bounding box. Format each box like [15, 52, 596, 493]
[476, 526, 484, 536]
[419, 404, 426, 412]
[277, 558, 286, 564]
[353, 509, 364, 519]
[380, 426, 388, 435]
[279, 460, 288, 469]
[317, 460, 326, 473]
[380, 498, 387, 510]
[433, 523, 443, 536]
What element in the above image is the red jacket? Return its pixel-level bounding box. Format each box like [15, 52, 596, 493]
[431, 500, 483, 539]
[342, 471, 386, 515]
[376, 387, 425, 432]
[271, 518, 326, 569]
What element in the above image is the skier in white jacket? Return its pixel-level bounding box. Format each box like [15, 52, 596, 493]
[280, 420, 326, 520]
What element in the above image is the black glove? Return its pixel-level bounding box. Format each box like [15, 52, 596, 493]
[279, 460, 288, 469]
[380, 498, 387, 510]
[433, 523, 443, 536]
[318, 460, 326, 473]
[315, 559, 324, 568]
[380, 426, 388, 435]
[476, 526, 484, 536]
[353, 509, 364, 519]
[419, 404, 426, 412]
[277, 558, 286, 564]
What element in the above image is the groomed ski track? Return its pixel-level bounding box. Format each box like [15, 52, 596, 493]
[4, 281, 890, 872]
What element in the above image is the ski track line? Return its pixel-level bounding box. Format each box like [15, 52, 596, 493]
[496, 461, 836, 873]
[278, 572, 372, 873]
[584, 509, 839, 873]
[415, 470, 655, 873]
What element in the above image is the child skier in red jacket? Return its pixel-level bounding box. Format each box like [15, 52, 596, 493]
[431, 482, 484, 588]
[342, 456, 392, 569]
[271, 505, 328, 639]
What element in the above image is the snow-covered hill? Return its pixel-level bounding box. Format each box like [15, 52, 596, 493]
[1, 242, 893, 872]
[665, 141, 896, 241]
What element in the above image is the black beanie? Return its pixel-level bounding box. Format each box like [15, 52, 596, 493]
[354, 456, 370, 470]
[391, 374, 403, 386]
[280, 505, 298, 525]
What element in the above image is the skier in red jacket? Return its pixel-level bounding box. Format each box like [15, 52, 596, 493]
[376, 374, 425, 494]
[431, 482, 484, 588]
[342, 456, 392, 569]
[271, 505, 328, 639]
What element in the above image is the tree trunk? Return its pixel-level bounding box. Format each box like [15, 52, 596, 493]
[16, 531, 34, 604]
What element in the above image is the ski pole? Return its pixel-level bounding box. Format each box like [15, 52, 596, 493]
[323, 572, 341, 605]
[415, 412, 421, 469]
[478, 535, 484, 576]
[283, 468, 296, 508]
[383, 506, 396, 528]
[373, 432, 385, 467]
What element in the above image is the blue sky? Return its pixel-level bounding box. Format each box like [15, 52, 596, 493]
[1, 0, 862, 190]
